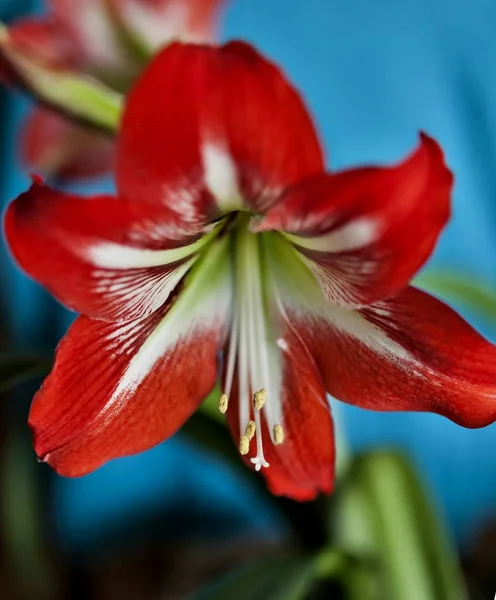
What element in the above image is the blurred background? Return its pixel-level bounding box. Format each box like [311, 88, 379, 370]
[1, 0, 495, 598]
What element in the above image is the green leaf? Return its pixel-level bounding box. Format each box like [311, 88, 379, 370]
[190, 554, 318, 600]
[415, 271, 496, 325]
[0, 354, 52, 394]
[333, 451, 467, 600]
[0, 422, 58, 598]
[0, 23, 122, 133]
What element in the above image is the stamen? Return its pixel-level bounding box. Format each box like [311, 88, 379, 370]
[253, 388, 267, 411]
[245, 420, 256, 440]
[218, 393, 229, 414]
[223, 223, 285, 473]
[273, 424, 284, 445]
[239, 435, 250, 455]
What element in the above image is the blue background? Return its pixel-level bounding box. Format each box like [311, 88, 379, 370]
[1, 0, 495, 549]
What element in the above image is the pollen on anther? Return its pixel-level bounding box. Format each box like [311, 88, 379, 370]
[245, 420, 256, 440]
[253, 388, 267, 411]
[273, 424, 284, 445]
[218, 393, 229, 414]
[239, 435, 250, 455]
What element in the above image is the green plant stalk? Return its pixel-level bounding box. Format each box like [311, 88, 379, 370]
[1, 23, 122, 134]
[334, 451, 467, 600]
[415, 271, 496, 325]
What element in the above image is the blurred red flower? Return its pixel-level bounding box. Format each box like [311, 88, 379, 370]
[2, 0, 227, 180]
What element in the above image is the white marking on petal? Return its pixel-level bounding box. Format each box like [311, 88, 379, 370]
[98, 239, 232, 420]
[73, 0, 125, 69]
[298, 255, 379, 306]
[85, 236, 208, 270]
[330, 307, 413, 362]
[121, 0, 188, 51]
[289, 217, 381, 253]
[161, 182, 203, 222]
[267, 235, 418, 367]
[90, 259, 194, 320]
[201, 142, 244, 212]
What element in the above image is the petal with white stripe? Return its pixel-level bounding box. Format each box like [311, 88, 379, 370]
[268, 233, 496, 428]
[257, 134, 453, 307]
[29, 237, 233, 476]
[273, 242, 496, 427]
[5, 180, 216, 321]
[117, 41, 324, 219]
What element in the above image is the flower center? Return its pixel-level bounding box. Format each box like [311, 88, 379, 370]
[219, 214, 284, 470]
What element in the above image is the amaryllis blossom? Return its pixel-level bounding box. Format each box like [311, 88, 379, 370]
[1, 0, 226, 179]
[6, 42, 496, 500]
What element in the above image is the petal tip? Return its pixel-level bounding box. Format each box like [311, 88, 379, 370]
[416, 131, 454, 184]
[29, 173, 46, 186]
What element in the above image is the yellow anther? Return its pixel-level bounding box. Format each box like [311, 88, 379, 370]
[253, 388, 267, 411]
[239, 435, 250, 455]
[273, 424, 284, 445]
[218, 393, 229, 414]
[245, 420, 256, 440]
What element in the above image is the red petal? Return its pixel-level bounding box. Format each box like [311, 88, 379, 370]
[224, 327, 334, 501]
[7, 16, 82, 69]
[5, 180, 206, 321]
[258, 134, 452, 306]
[117, 41, 324, 220]
[51, 0, 127, 69]
[30, 275, 230, 476]
[289, 286, 496, 428]
[22, 108, 115, 180]
[180, 0, 228, 41]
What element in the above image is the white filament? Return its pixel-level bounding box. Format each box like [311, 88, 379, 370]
[244, 235, 270, 471]
[223, 228, 279, 470]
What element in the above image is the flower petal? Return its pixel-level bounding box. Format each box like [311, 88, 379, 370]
[223, 315, 334, 501]
[257, 134, 452, 307]
[0, 23, 122, 134]
[118, 0, 228, 51]
[22, 108, 115, 180]
[117, 41, 324, 220]
[51, 0, 131, 70]
[5, 180, 213, 321]
[6, 16, 81, 69]
[30, 237, 232, 476]
[286, 285, 496, 428]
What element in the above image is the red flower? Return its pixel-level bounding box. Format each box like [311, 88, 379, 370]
[5, 42, 496, 500]
[2, 0, 227, 179]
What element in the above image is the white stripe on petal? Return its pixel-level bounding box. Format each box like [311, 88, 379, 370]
[90, 259, 194, 321]
[267, 234, 418, 367]
[85, 235, 209, 269]
[326, 305, 414, 362]
[120, 0, 188, 51]
[99, 238, 232, 421]
[201, 141, 244, 213]
[287, 216, 381, 252]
